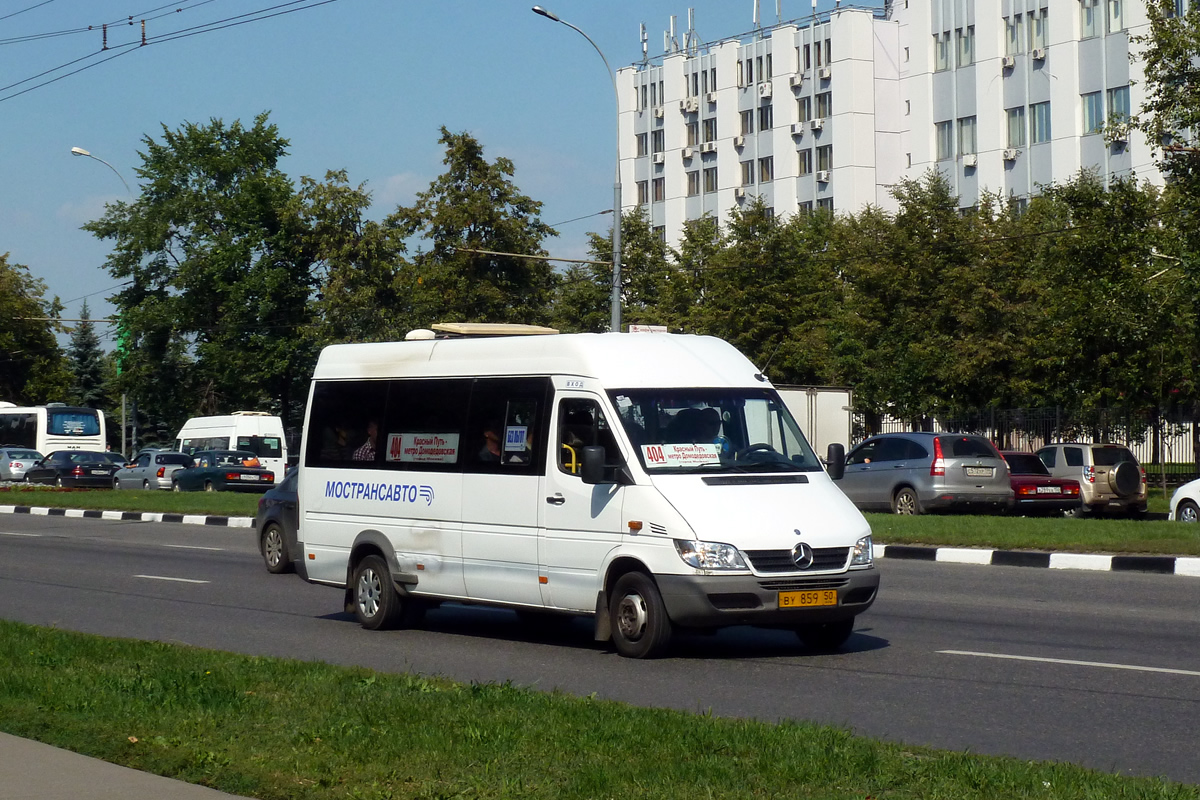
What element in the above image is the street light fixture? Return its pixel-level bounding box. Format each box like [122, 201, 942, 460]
[532, 5, 623, 332]
[70, 146, 132, 196]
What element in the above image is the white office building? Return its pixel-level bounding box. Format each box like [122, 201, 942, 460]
[618, 1, 1167, 246]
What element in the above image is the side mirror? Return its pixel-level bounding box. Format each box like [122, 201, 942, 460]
[826, 443, 846, 480]
[580, 446, 608, 485]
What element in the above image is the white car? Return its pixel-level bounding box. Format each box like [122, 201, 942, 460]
[1168, 477, 1200, 522]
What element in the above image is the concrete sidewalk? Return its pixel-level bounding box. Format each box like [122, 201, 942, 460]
[0, 732, 250, 799]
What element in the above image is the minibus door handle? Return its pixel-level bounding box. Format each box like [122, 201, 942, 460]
[546, 493, 565, 506]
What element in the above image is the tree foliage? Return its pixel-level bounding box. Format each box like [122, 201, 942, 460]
[0, 253, 69, 404]
[66, 300, 109, 408]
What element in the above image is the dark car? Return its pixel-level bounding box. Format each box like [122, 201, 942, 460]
[171, 449, 275, 493]
[254, 468, 298, 573]
[1000, 451, 1082, 515]
[24, 450, 120, 488]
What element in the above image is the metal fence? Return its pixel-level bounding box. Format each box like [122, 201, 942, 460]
[852, 406, 1200, 487]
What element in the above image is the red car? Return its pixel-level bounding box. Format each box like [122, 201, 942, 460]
[1001, 451, 1081, 515]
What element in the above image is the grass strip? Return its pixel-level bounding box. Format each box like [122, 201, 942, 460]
[0, 620, 1195, 800]
[0, 485, 258, 517]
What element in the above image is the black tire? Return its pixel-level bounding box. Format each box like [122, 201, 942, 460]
[204, 480, 214, 493]
[609, 572, 672, 659]
[172, 481, 181, 492]
[1110, 462, 1140, 497]
[352, 555, 404, 630]
[142, 479, 150, 490]
[112, 478, 121, 490]
[55, 476, 64, 488]
[1064, 503, 1090, 518]
[261, 523, 293, 574]
[795, 618, 855, 651]
[1177, 500, 1199, 523]
[892, 486, 921, 515]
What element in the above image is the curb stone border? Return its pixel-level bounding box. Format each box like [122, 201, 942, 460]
[3, 504, 1198, 577]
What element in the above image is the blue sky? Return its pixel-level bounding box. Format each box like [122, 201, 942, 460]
[1, 0, 863, 344]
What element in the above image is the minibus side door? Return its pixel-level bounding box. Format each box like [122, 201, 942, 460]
[538, 393, 627, 612]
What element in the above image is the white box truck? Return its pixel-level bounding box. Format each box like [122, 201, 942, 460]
[774, 385, 853, 457]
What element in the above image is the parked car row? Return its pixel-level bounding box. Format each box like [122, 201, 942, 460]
[11, 447, 273, 493]
[833, 433, 1146, 517]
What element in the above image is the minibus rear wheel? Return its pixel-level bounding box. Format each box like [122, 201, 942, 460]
[352, 555, 404, 630]
[609, 572, 672, 659]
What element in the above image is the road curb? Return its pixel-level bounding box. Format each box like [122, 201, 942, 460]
[0, 504, 254, 528]
[876, 543, 1200, 577]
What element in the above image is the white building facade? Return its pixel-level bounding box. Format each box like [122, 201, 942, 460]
[617, 1, 1166, 246]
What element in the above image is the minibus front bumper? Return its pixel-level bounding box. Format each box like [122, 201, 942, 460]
[655, 567, 879, 629]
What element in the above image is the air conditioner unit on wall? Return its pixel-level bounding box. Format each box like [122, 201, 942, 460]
[790, 123, 804, 136]
[680, 97, 698, 113]
[706, 91, 717, 103]
[1001, 54, 1015, 69]
[652, 152, 665, 164]
[701, 142, 717, 153]
[1031, 47, 1046, 60]
[809, 118, 824, 131]
[818, 66, 832, 80]
[654, 106, 664, 118]
[1003, 148, 1019, 161]
[734, 134, 746, 148]
[816, 169, 831, 183]
[758, 81, 773, 98]
[963, 153, 978, 167]
[734, 187, 747, 198]
[789, 74, 804, 88]
[682, 147, 694, 159]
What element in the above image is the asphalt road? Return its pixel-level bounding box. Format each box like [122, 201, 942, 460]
[1, 513, 1198, 785]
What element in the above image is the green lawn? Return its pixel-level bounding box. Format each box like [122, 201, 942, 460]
[0, 620, 1194, 800]
[0, 485, 259, 517]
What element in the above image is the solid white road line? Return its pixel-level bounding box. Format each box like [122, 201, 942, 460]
[939, 649, 1200, 677]
[133, 575, 210, 584]
[0, 531, 40, 537]
[162, 544, 224, 551]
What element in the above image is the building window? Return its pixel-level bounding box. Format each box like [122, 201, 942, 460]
[641, 84, 648, 109]
[799, 200, 814, 213]
[816, 144, 833, 172]
[934, 33, 950, 71]
[650, 82, 657, 107]
[766, 54, 773, 79]
[653, 226, 666, 243]
[798, 148, 813, 176]
[711, 67, 717, 88]
[746, 58, 754, 84]
[935, 120, 954, 160]
[816, 92, 832, 118]
[803, 44, 811, 71]
[737, 60, 745, 87]
[817, 197, 834, 211]
[1107, 0, 1123, 33]
[740, 160, 755, 185]
[1007, 107, 1027, 147]
[1082, 92, 1103, 134]
[957, 116, 977, 155]
[652, 177, 665, 202]
[1006, 15, 1024, 54]
[757, 56, 764, 81]
[687, 170, 700, 197]
[687, 121, 700, 146]
[636, 180, 649, 205]
[956, 26, 975, 67]
[740, 110, 754, 135]
[814, 40, 822, 67]
[636, 133, 648, 157]
[797, 96, 812, 122]
[1030, 9, 1048, 50]
[758, 104, 773, 130]
[651, 130, 665, 153]
[703, 167, 718, 193]
[759, 156, 774, 183]
[1031, 101, 1051, 143]
[824, 39, 832, 65]
[703, 118, 717, 142]
[1108, 85, 1130, 121]
[1081, 0, 1101, 38]
[700, 70, 707, 94]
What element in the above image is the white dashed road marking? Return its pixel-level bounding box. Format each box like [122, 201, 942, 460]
[133, 575, 210, 584]
[940, 650, 1200, 677]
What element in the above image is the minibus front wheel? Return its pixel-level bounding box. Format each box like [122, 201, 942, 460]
[352, 555, 406, 630]
[609, 572, 672, 659]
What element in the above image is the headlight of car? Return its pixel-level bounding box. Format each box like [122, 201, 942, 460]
[850, 534, 873, 566]
[674, 539, 748, 570]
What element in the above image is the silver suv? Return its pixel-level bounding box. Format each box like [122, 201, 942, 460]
[835, 432, 1012, 515]
[1035, 442, 1146, 517]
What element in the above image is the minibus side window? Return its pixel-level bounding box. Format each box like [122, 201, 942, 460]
[380, 379, 470, 472]
[557, 398, 623, 476]
[463, 378, 550, 475]
[305, 381, 390, 468]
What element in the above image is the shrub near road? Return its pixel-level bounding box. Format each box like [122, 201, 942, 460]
[0, 621, 1196, 800]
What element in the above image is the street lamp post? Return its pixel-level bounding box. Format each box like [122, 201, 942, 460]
[70, 146, 134, 456]
[532, 6, 623, 332]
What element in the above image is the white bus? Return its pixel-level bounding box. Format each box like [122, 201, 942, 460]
[0, 403, 107, 454]
[295, 326, 878, 658]
[174, 412, 288, 476]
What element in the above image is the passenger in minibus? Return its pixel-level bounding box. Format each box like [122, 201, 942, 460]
[353, 420, 379, 461]
[478, 421, 503, 462]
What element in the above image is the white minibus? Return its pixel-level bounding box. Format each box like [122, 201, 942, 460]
[296, 327, 877, 658]
[0, 402, 107, 453]
[174, 412, 288, 476]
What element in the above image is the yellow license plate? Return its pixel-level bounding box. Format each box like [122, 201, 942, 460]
[778, 589, 838, 609]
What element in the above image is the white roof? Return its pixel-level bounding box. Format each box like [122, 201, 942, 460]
[313, 332, 766, 389]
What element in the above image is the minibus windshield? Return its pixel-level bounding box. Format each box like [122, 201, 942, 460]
[608, 389, 823, 473]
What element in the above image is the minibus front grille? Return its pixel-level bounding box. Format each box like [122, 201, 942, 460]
[745, 547, 850, 573]
[757, 577, 849, 592]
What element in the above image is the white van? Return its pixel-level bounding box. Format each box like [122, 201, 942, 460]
[174, 412, 288, 476]
[296, 328, 877, 658]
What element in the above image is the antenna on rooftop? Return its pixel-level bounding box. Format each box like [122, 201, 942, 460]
[668, 14, 678, 52]
[777, 0, 782, 22]
[753, 0, 761, 29]
[640, 22, 648, 61]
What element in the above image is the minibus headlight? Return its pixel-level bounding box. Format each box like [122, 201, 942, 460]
[850, 534, 873, 566]
[673, 539, 748, 570]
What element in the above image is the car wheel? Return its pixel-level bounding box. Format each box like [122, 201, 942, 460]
[352, 555, 405, 630]
[142, 479, 150, 490]
[1064, 504, 1090, 518]
[892, 487, 921, 515]
[112, 478, 121, 490]
[172, 481, 181, 492]
[609, 572, 672, 659]
[55, 477, 64, 488]
[261, 523, 294, 574]
[204, 481, 214, 492]
[795, 619, 855, 651]
[1177, 500, 1200, 523]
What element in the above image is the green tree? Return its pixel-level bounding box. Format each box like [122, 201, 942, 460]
[0, 253, 70, 403]
[389, 128, 559, 326]
[66, 300, 108, 408]
[84, 113, 318, 431]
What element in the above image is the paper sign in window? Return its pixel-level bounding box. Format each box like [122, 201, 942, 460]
[387, 433, 460, 464]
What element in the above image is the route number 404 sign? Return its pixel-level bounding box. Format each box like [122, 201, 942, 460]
[641, 443, 722, 467]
